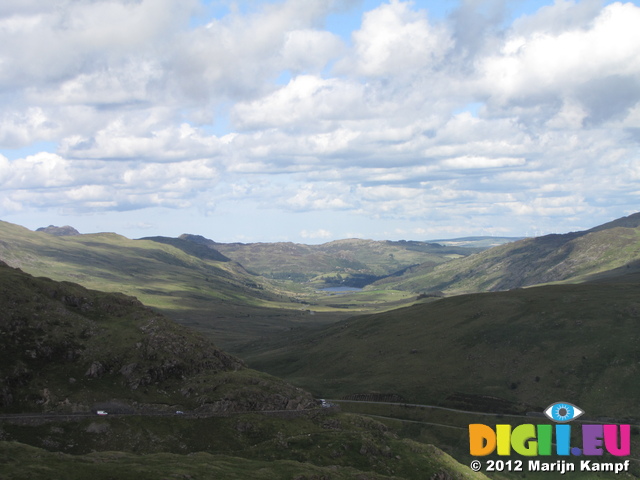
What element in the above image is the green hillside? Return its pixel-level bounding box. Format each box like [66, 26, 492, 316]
[0, 220, 275, 308]
[0, 260, 313, 414]
[244, 280, 640, 421]
[0, 431, 488, 480]
[0, 220, 344, 348]
[0, 261, 487, 480]
[374, 212, 640, 294]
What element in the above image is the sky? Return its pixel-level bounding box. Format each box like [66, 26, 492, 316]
[1, 0, 639, 243]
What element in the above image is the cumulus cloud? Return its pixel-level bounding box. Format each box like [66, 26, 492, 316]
[441, 156, 526, 169]
[232, 75, 367, 131]
[479, 2, 640, 123]
[341, 0, 453, 77]
[60, 119, 229, 162]
[510, 0, 603, 36]
[0, 152, 73, 189]
[165, 0, 345, 104]
[284, 183, 352, 211]
[1, 0, 639, 239]
[0, 107, 60, 148]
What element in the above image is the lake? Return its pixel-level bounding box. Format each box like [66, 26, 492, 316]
[319, 286, 363, 293]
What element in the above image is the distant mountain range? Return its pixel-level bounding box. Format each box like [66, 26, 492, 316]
[3, 213, 640, 348]
[0, 220, 492, 348]
[157, 234, 484, 287]
[233, 212, 640, 430]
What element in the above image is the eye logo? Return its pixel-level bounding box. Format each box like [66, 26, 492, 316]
[544, 402, 584, 423]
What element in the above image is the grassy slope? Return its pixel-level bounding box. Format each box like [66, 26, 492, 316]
[0, 420, 489, 480]
[0, 220, 277, 307]
[0, 262, 487, 480]
[375, 213, 640, 294]
[245, 281, 640, 420]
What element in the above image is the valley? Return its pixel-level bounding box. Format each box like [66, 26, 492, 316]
[242, 281, 640, 419]
[0, 220, 486, 349]
[0, 259, 487, 479]
[2, 212, 640, 478]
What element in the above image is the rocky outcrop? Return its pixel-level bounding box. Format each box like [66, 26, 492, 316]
[0, 262, 314, 414]
[36, 225, 80, 236]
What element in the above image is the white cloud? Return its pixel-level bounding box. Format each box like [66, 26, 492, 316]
[122, 160, 218, 192]
[232, 75, 367, 131]
[545, 100, 589, 129]
[342, 0, 452, 77]
[479, 2, 640, 122]
[511, 0, 603, 36]
[27, 59, 164, 107]
[0, 152, 73, 189]
[165, 0, 344, 104]
[0, 107, 60, 148]
[60, 119, 227, 162]
[0, 0, 193, 89]
[284, 183, 351, 211]
[1, 0, 640, 240]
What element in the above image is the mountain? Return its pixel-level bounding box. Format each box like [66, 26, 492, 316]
[175, 235, 480, 287]
[374, 212, 640, 294]
[0, 220, 317, 349]
[0, 261, 487, 480]
[244, 280, 640, 421]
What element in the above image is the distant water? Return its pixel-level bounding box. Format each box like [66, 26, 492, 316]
[319, 286, 363, 293]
